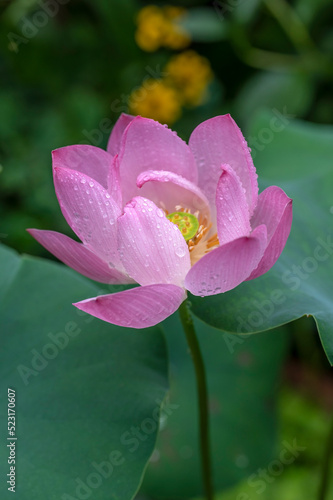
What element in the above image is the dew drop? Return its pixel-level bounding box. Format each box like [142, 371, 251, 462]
[89, 181, 94, 187]
[175, 247, 186, 258]
[80, 178, 86, 184]
[157, 209, 164, 218]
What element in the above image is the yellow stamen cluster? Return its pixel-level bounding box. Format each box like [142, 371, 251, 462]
[135, 5, 190, 52]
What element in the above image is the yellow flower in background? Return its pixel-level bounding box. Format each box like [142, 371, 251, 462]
[129, 79, 182, 125]
[135, 5, 190, 52]
[128, 50, 215, 124]
[165, 50, 214, 107]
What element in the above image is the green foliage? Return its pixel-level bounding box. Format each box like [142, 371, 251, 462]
[140, 313, 289, 497]
[212, 387, 333, 500]
[0, 244, 169, 500]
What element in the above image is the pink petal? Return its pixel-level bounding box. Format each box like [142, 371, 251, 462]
[107, 113, 135, 156]
[189, 114, 258, 215]
[27, 229, 133, 284]
[247, 187, 293, 280]
[185, 225, 267, 296]
[216, 164, 251, 245]
[53, 166, 124, 271]
[137, 170, 210, 222]
[118, 197, 191, 287]
[73, 284, 186, 328]
[107, 154, 122, 207]
[117, 116, 198, 203]
[52, 145, 112, 189]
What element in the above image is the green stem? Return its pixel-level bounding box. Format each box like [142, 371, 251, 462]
[263, 0, 315, 53]
[318, 412, 333, 500]
[179, 301, 214, 500]
[229, 23, 333, 80]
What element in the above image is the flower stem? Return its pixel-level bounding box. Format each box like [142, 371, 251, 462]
[178, 300, 214, 500]
[263, 0, 315, 54]
[317, 412, 333, 500]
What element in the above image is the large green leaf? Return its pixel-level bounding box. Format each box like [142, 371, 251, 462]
[234, 71, 314, 130]
[190, 112, 333, 365]
[140, 312, 289, 498]
[0, 244, 169, 500]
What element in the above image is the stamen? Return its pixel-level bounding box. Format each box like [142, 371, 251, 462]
[163, 205, 219, 264]
[206, 236, 219, 249]
[167, 211, 199, 241]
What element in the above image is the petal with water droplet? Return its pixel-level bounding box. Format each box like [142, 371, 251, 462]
[247, 186, 292, 279]
[73, 284, 186, 328]
[137, 169, 210, 223]
[107, 113, 135, 156]
[52, 145, 112, 189]
[27, 229, 134, 284]
[189, 114, 258, 216]
[117, 116, 198, 203]
[118, 197, 190, 287]
[53, 166, 125, 272]
[185, 225, 267, 295]
[216, 163, 251, 245]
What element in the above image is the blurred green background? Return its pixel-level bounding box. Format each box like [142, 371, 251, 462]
[1, 0, 333, 498]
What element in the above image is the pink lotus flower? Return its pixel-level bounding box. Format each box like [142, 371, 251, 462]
[28, 114, 292, 328]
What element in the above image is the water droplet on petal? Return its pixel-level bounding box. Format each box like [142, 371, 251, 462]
[175, 247, 186, 258]
[157, 209, 164, 218]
